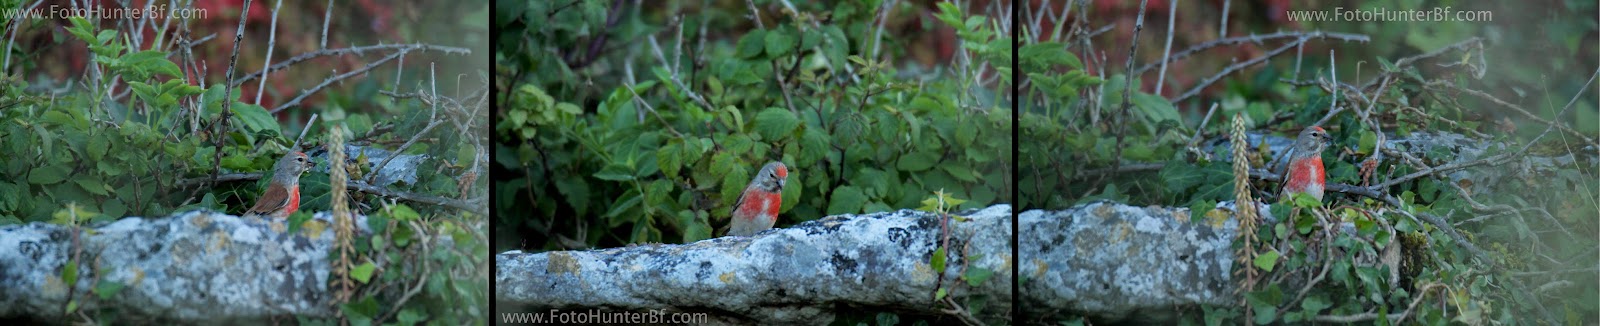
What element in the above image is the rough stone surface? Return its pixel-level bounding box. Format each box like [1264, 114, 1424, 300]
[314, 145, 425, 187]
[1019, 201, 1240, 323]
[495, 205, 1014, 324]
[0, 210, 369, 323]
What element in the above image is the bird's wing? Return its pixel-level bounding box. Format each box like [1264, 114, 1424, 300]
[1270, 146, 1295, 177]
[729, 186, 749, 217]
[248, 184, 291, 215]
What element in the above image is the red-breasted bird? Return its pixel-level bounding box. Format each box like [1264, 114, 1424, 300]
[243, 151, 315, 219]
[728, 162, 788, 237]
[1276, 126, 1332, 202]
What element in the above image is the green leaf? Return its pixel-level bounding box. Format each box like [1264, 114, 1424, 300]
[1253, 250, 1281, 272]
[28, 165, 71, 185]
[341, 296, 380, 321]
[941, 164, 979, 182]
[931, 246, 947, 271]
[826, 186, 866, 215]
[63, 261, 79, 286]
[934, 287, 948, 301]
[230, 103, 281, 135]
[1133, 92, 1181, 125]
[1291, 192, 1322, 208]
[896, 151, 939, 172]
[736, 29, 768, 58]
[1300, 294, 1331, 314]
[120, 50, 183, 78]
[593, 164, 637, 181]
[764, 26, 797, 57]
[94, 280, 126, 300]
[963, 267, 994, 287]
[350, 262, 377, 284]
[1357, 129, 1378, 155]
[875, 312, 901, 326]
[388, 204, 421, 221]
[73, 175, 109, 196]
[752, 107, 799, 140]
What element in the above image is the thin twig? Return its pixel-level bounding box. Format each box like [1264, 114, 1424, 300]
[1153, 0, 1177, 96]
[1311, 283, 1447, 323]
[291, 113, 320, 151]
[1173, 35, 1317, 103]
[231, 44, 471, 87]
[206, 0, 255, 191]
[254, 0, 283, 105]
[270, 49, 419, 114]
[1110, 0, 1149, 181]
[1132, 31, 1370, 75]
[320, 0, 335, 49]
[367, 64, 443, 184]
[1217, 0, 1229, 37]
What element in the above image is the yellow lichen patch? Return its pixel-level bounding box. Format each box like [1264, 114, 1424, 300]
[209, 230, 231, 253]
[1093, 204, 1114, 218]
[1172, 210, 1189, 223]
[299, 220, 329, 237]
[42, 275, 65, 296]
[912, 262, 935, 283]
[719, 271, 736, 284]
[1110, 222, 1133, 243]
[128, 267, 145, 287]
[190, 214, 212, 229]
[1032, 259, 1049, 279]
[546, 252, 581, 276]
[269, 219, 288, 234]
[1204, 208, 1232, 228]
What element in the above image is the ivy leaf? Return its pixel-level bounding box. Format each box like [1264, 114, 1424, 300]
[931, 246, 947, 271]
[350, 262, 377, 284]
[388, 204, 421, 221]
[1253, 249, 1281, 272]
[63, 260, 79, 287]
[964, 267, 994, 287]
[94, 280, 126, 300]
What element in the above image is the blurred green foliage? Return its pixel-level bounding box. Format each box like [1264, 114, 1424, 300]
[496, 1, 1011, 254]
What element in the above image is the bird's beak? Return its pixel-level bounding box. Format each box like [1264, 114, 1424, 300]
[777, 178, 786, 188]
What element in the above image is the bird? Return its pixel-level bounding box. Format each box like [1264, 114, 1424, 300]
[1277, 126, 1332, 203]
[243, 151, 315, 219]
[727, 162, 788, 237]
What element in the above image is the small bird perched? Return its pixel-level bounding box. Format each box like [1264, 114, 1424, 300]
[727, 162, 788, 237]
[1276, 126, 1332, 202]
[244, 151, 315, 219]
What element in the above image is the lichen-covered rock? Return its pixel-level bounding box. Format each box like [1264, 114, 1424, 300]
[0, 210, 369, 323]
[495, 205, 1014, 324]
[1019, 201, 1239, 323]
